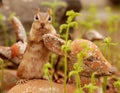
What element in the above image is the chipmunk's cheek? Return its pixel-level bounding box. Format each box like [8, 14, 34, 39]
[33, 22, 40, 30]
[44, 24, 49, 30]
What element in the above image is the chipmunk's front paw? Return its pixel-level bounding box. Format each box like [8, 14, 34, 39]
[16, 79, 28, 85]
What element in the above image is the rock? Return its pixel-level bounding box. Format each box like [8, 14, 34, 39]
[82, 30, 105, 42]
[8, 79, 76, 93]
[0, 69, 18, 93]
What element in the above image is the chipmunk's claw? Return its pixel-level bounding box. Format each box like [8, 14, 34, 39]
[42, 34, 65, 56]
[16, 79, 28, 85]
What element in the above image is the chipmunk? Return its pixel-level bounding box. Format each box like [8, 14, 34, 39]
[17, 8, 57, 79]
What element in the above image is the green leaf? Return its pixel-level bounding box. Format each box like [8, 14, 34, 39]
[91, 72, 97, 84]
[0, 14, 3, 21]
[110, 43, 118, 46]
[69, 71, 78, 77]
[114, 80, 120, 88]
[61, 44, 66, 51]
[8, 12, 16, 21]
[84, 83, 98, 93]
[67, 16, 74, 23]
[104, 37, 111, 43]
[66, 10, 80, 23]
[44, 63, 52, 69]
[0, 58, 3, 64]
[66, 40, 72, 46]
[74, 88, 85, 93]
[59, 24, 68, 33]
[66, 10, 80, 16]
[61, 40, 71, 51]
[73, 63, 83, 72]
[69, 22, 78, 28]
[66, 10, 75, 16]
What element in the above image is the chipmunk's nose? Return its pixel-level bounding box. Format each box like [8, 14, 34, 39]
[41, 23, 45, 28]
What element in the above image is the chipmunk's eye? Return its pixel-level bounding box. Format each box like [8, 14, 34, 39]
[48, 16, 52, 22]
[34, 15, 39, 21]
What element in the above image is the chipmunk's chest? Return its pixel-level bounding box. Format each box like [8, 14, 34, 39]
[18, 41, 50, 79]
[27, 41, 49, 56]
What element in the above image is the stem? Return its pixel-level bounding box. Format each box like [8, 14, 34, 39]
[64, 50, 67, 93]
[65, 26, 69, 42]
[76, 74, 81, 89]
[118, 87, 120, 93]
[51, 54, 54, 69]
[103, 76, 107, 93]
[107, 45, 110, 62]
[102, 44, 108, 93]
[0, 59, 4, 93]
[64, 26, 69, 93]
[0, 21, 8, 46]
[50, 75, 53, 93]
[50, 54, 55, 93]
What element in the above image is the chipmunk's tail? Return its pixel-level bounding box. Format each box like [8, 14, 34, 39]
[0, 16, 27, 65]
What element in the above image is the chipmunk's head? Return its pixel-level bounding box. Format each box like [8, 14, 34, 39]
[32, 8, 52, 30]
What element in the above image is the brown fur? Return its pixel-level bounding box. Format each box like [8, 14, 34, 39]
[17, 9, 56, 79]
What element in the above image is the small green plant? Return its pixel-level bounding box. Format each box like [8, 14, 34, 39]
[43, 63, 53, 93]
[68, 62, 83, 90]
[60, 10, 80, 93]
[102, 76, 107, 93]
[84, 83, 98, 93]
[0, 14, 8, 46]
[84, 72, 98, 93]
[69, 42, 91, 93]
[0, 12, 16, 46]
[0, 58, 4, 93]
[61, 40, 71, 93]
[114, 80, 120, 93]
[41, 0, 66, 28]
[78, 4, 102, 35]
[8, 12, 16, 21]
[73, 87, 85, 93]
[50, 53, 57, 69]
[105, 7, 120, 36]
[8, 12, 16, 44]
[102, 37, 118, 61]
[102, 36, 117, 93]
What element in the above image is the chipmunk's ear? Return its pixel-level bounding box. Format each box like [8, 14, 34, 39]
[47, 8, 52, 15]
[32, 7, 40, 14]
[35, 8, 40, 13]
